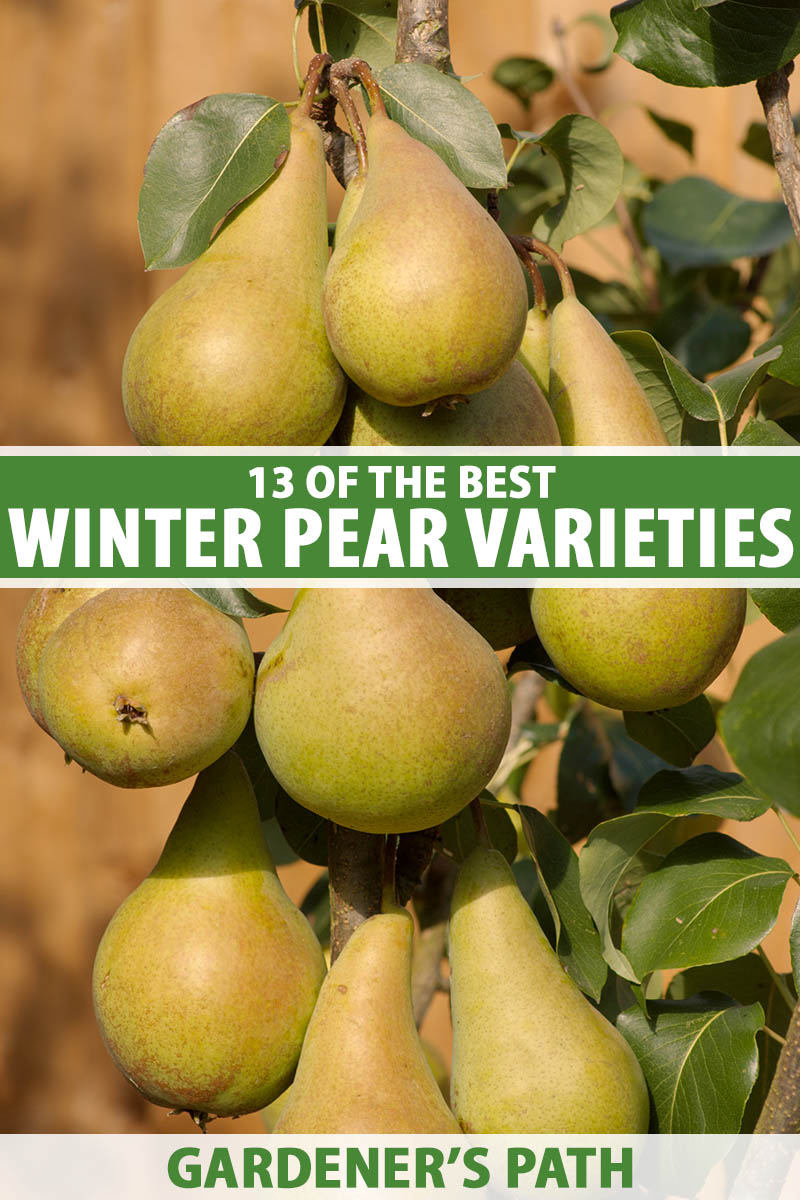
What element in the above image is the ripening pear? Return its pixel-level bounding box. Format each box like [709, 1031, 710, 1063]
[322, 105, 528, 407]
[449, 846, 650, 1133]
[122, 79, 345, 445]
[93, 753, 326, 1119]
[334, 166, 367, 246]
[516, 306, 550, 397]
[549, 295, 667, 445]
[254, 589, 511, 833]
[274, 902, 460, 1133]
[334, 361, 560, 447]
[436, 588, 535, 651]
[531, 587, 747, 711]
[38, 589, 254, 787]
[16, 587, 105, 730]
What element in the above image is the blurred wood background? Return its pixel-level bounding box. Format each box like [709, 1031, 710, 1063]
[0, 0, 793, 1134]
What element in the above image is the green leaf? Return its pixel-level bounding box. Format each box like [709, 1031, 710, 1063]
[554, 706, 616, 843]
[758, 378, 800, 422]
[611, 0, 800, 88]
[675, 304, 751, 379]
[518, 807, 607, 1000]
[623, 696, 716, 769]
[612, 329, 713, 430]
[721, 628, 800, 815]
[618, 998, 763, 1133]
[275, 790, 329, 867]
[643, 177, 793, 271]
[374, 63, 507, 189]
[139, 94, 290, 270]
[190, 587, 285, 618]
[756, 307, 800, 387]
[234, 712, 277, 821]
[750, 588, 800, 632]
[791, 898, 800, 996]
[300, 871, 331, 947]
[441, 795, 518, 865]
[622, 832, 792, 975]
[492, 57, 554, 107]
[308, 0, 397, 71]
[645, 109, 694, 157]
[570, 13, 618, 73]
[532, 114, 624, 251]
[733, 417, 799, 447]
[261, 817, 299, 866]
[711, 345, 784, 421]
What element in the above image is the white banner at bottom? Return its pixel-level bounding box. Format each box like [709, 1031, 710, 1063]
[1, 1134, 799, 1199]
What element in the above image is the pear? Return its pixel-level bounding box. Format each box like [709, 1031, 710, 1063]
[122, 78, 346, 446]
[254, 589, 511, 834]
[334, 361, 560, 447]
[449, 846, 649, 1133]
[274, 902, 460, 1133]
[531, 587, 747, 711]
[93, 753, 326, 1119]
[549, 295, 667, 445]
[16, 587, 105, 730]
[334, 166, 367, 246]
[435, 588, 535, 650]
[516, 306, 550, 397]
[38, 589, 254, 787]
[322, 107, 528, 407]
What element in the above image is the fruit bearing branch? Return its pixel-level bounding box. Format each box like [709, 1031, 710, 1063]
[396, 0, 452, 73]
[757, 63, 800, 246]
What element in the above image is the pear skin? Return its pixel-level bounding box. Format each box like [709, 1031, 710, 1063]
[436, 588, 535, 650]
[449, 847, 650, 1133]
[93, 753, 326, 1118]
[334, 361, 560, 447]
[254, 589, 511, 834]
[38, 589, 254, 787]
[334, 167, 367, 246]
[517, 306, 550, 397]
[549, 295, 667, 446]
[323, 110, 528, 406]
[274, 906, 460, 1133]
[16, 587, 105, 730]
[531, 587, 747, 711]
[122, 106, 346, 445]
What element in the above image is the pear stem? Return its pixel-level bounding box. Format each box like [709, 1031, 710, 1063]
[297, 52, 333, 120]
[344, 59, 387, 118]
[510, 238, 548, 313]
[514, 235, 575, 299]
[469, 796, 491, 848]
[329, 76, 368, 176]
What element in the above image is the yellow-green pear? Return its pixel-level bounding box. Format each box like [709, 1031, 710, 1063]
[93, 753, 326, 1119]
[334, 166, 367, 245]
[322, 104, 528, 407]
[122, 81, 345, 445]
[38, 589, 254, 787]
[16, 587, 105, 730]
[334, 361, 560, 447]
[274, 903, 460, 1133]
[435, 588, 535, 650]
[549, 295, 667, 445]
[254, 589, 511, 833]
[531, 587, 746, 711]
[517, 306, 550, 396]
[449, 846, 650, 1133]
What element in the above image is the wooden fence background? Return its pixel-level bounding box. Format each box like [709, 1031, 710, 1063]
[0, 0, 792, 1134]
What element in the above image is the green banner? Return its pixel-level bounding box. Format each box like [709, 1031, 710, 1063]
[1, 450, 798, 580]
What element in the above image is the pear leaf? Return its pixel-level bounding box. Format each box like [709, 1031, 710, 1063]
[622, 833, 792, 975]
[532, 114, 624, 251]
[623, 695, 716, 768]
[300, 871, 331, 947]
[275, 790, 329, 867]
[618, 997, 763, 1133]
[308, 1, 398, 70]
[612, 330, 707, 438]
[711, 345, 784, 421]
[749, 588, 800, 632]
[492, 57, 554, 107]
[755, 306, 800, 387]
[191, 588, 286, 618]
[733, 418, 799, 447]
[139, 94, 290, 270]
[645, 109, 694, 156]
[374, 63, 508, 188]
[441, 798, 517, 865]
[720, 628, 800, 815]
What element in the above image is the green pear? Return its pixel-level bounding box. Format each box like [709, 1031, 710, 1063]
[274, 903, 460, 1133]
[93, 753, 326, 1119]
[334, 361, 560, 446]
[549, 295, 667, 445]
[38, 589, 254, 787]
[334, 166, 367, 246]
[516, 306, 550, 396]
[322, 108, 528, 407]
[435, 588, 535, 650]
[16, 587, 105, 730]
[531, 587, 747, 711]
[254, 589, 511, 834]
[449, 846, 649, 1133]
[122, 88, 346, 445]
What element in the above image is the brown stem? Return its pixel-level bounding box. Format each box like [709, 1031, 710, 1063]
[511, 240, 548, 311]
[298, 52, 332, 119]
[329, 76, 368, 174]
[410, 853, 458, 1025]
[336, 58, 386, 117]
[756, 996, 800, 1131]
[513, 235, 575, 298]
[551, 19, 660, 311]
[756, 63, 800, 246]
[327, 825, 384, 962]
[396, 0, 452, 73]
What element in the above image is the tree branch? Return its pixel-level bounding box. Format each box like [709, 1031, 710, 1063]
[396, 0, 452, 73]
[755, 996, 800, 1132]
[756, 63, 800, 246]
[327, 825, 384, 962]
